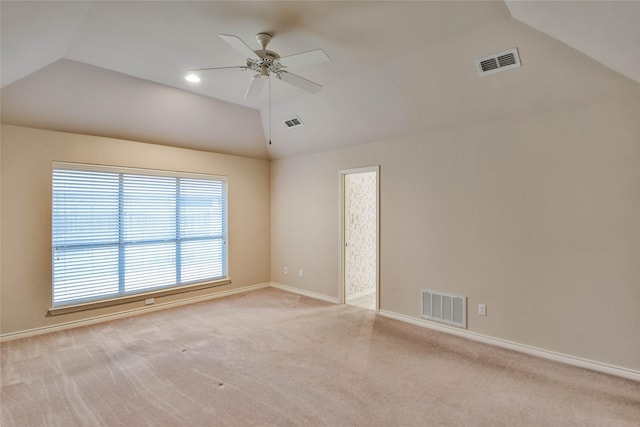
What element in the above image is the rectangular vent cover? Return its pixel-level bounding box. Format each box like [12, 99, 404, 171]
[421, 290, 467, 328]
[475, 48, 521, 76]
[283, 116, 304, 129]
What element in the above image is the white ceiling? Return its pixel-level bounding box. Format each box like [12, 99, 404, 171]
[1, 1, 639, 159]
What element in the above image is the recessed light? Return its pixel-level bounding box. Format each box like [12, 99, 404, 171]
[185, 74, 201, 83]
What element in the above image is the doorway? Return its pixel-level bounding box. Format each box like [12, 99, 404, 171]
[340, 166, 379, 311]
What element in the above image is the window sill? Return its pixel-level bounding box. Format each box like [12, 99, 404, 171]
[48, 278, 232, 316]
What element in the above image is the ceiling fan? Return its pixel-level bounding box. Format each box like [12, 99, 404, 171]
[187, 33, 330, 100]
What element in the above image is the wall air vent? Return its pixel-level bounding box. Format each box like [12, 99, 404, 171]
[283, 116, 304, 129]
[475, 48, 521, 76]
[421, 289, 467, 328]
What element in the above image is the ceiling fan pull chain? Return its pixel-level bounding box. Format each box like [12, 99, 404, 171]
[268, 76, 272, 145]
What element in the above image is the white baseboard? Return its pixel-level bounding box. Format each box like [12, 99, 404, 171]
[4, 283, 637, 382]
[0, 283, 270, 342]
[378, 309, 640, 382]
[269, 282, 339, 304]
[268, 285, 640, 382]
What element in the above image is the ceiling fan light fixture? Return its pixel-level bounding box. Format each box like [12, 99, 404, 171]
[185, 73, 201, 83]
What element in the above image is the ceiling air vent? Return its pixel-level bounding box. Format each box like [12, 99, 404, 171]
[283, 116, 304, 129]
[475, 48, 521, 76]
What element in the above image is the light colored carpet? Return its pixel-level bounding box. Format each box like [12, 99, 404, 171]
[1, 288, 638, 426]
[346, 292, 376, 310]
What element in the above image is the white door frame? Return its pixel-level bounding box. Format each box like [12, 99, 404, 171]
[339, 165, 380, 310]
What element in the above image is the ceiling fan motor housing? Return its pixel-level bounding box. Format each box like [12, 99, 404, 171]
[247, 50, 283, 77]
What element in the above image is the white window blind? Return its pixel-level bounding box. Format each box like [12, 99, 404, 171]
[52, 162, 228, 307]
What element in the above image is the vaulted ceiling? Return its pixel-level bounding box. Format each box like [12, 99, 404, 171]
[1, 1, 638, 159]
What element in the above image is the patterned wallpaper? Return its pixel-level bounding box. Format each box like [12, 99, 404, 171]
[345, 172, 377, 300]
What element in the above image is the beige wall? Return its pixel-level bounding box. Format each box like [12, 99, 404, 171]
[271, 97, 640, 371]
[0, 125, 270, 335]
[2, 93, 639, 372]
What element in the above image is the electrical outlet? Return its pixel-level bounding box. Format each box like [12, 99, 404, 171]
[298, 269, 303, 277]
[284, 266, 288, 275]
[145, 298, 155, 305]
[478, 304, 486, 316]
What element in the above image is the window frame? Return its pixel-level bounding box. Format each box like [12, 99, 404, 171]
[49, 162, 230, 315]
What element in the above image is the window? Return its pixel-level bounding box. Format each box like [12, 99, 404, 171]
[52, 162, 228, 308]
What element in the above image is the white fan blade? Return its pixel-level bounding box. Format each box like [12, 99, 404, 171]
[244, 76, 266, 100]
[278, 71, 323, 93]
[279, 49, 330, 68]
[189, 66, 248, 72]
[220, 34, 260, 60]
